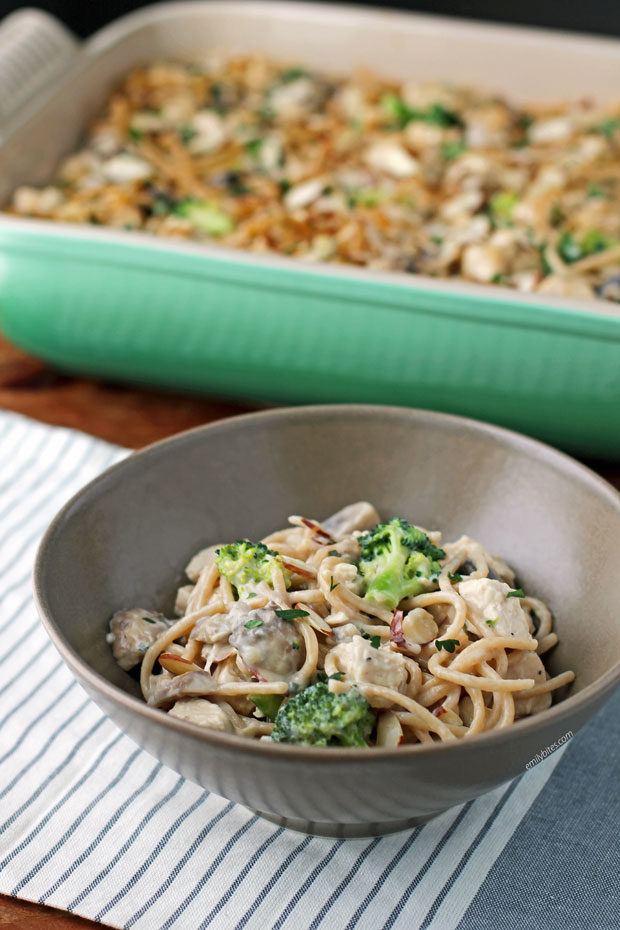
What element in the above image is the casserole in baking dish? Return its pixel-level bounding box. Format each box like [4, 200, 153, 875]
[1, 2, 620, 456]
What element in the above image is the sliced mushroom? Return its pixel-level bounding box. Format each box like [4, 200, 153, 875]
[189, 599, 255, 644]
[148, 669, 217, 707]
[107, 608, 170, 671]
[229, 606, 302, 681]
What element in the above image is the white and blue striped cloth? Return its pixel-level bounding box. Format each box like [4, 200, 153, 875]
[1, 410, 618, 930]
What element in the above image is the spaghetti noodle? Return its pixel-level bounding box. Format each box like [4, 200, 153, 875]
[107, 502, 574, 746]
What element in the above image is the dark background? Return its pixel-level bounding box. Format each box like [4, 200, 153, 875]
[1, 0, 620, 39]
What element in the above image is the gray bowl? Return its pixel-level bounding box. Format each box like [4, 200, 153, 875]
[34, 405, 620, 837]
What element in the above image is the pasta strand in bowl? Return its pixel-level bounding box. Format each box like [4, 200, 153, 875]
[107, 502, 574, 747]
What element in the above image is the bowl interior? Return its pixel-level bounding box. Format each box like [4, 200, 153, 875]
[36, 406, 620, 706]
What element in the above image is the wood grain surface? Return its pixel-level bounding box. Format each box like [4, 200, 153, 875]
[0, 331, 617, 929]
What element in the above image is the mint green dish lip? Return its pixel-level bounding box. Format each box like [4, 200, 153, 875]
[1, 216, 620, 457]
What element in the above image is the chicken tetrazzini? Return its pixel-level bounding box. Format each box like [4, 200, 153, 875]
[107, 502, 574, 747]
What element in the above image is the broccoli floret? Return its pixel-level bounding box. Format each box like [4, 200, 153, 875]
[173, 198, 234, 236]
[356, 517, 446, 610]
[271, 681, 375, 747]
[215, 541, 291, 595]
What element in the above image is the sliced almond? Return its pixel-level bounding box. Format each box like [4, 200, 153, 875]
[376, 711, 404, 747]
[158, 653, 202, 675]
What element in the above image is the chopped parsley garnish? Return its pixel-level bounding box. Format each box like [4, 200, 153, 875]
[380, 93, 462, 130]
[292, 640, 300, 649]
[329, 576, 339, 591]
[597, 117, 620, 140]
[275, 608, 309, 621]
[246, 592, 257, 598]
[225, 172, 251, 196]
[587, 183, 610, 199]
[557, 231, 582, 263]
[329, 672, 344, 680]
[244, 138, 263, 159]
[244, 617, 264, 629]
[328, 550, 340, 557]
[485, 617, 499, 626]
[506, 589, 525, 598]
[128, 127, 143, 142]
[441, 140, 466, 161]
[360, 630, 381, 649]
[448, 572, 462, 583]
[209, 82, 229, 113]
[141, 616, 156, 624]
[549, 204, 566, 227]
[279, 67, 308, 83]
[435, 638, 460, 653]
[179, 124, 196, 145]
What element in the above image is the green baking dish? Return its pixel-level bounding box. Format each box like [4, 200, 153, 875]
[1, 3, 620, 456]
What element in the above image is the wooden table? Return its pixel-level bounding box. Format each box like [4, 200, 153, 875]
[0, 332, 617, 929]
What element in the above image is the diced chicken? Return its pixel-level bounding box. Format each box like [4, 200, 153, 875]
[329, 635, 408, 705]
[148, 669, 217, 707]
[328, 622, 364, 642]
[13, 186, 64, 216]
[229, 607, 302, 681]
[529, 117, 574, 145]
[458, 578, 532, 639]
[461, 243, 505, 283]
[284, 178, 325, 210]
[169, 698, 234, 731]
[322, 501, 380, 538]
[269, 77, 325, 120]
[256, 134, 284, 174]
[404, 121, 446, 150]
[188, 110, 227, 154]
[102, 154, 153, 184]
[506, 651, 552, 717]
[402, 608, 438, 645]
[365, 142, 419, 178]
[107, 608, 170, 670]
[440, 190, 484, 220]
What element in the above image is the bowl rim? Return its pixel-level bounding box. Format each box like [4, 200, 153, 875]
[33, 403, 620, 762]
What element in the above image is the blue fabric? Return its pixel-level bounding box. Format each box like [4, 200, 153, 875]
[459, 685, 620, 930]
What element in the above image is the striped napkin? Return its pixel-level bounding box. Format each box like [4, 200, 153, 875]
[1, 409, 618, 930]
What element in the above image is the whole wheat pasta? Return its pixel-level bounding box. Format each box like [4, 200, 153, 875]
[107, 502, 575, 746]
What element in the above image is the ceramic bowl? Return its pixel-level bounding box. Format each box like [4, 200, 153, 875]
[34, 406, 620, 836]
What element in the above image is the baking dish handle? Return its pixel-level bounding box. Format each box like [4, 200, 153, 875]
[0, 8, 79, 126]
